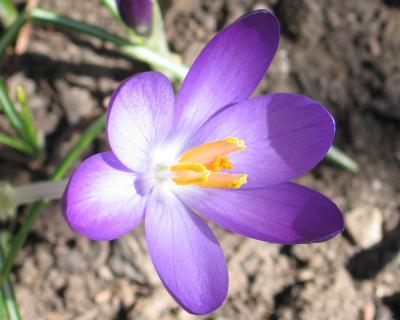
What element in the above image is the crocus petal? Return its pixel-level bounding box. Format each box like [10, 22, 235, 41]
[177, 183, 344, 244]
[107, 71, 175, 171]
[145, 192, 228, 314]
[117, 0, 153, 36]
[172, 10, 279, 140]
[185, 93, 335, 188]
[62, 152, 146, 241]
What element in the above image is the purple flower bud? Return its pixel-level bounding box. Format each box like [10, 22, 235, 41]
[117, 0, 153, 36]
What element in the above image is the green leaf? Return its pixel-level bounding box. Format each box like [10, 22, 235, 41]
[0, 0, 18, 28]
[326, 145, 359, 173]
[99, 0, 121, 22]
[0, 13, 28, 58]
[0, 132, 35, 156]
[0, 79, 39, 157]
[0, 234, 22, 320]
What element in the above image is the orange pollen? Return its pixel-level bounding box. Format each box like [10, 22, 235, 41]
[205, 156, 234, 171]
[170, 138, 247, 189]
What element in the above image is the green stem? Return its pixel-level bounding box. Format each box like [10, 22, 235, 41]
[0, 114, 106, 287]
[0, 132, 35, 156]
[120, 44, 188, 79]
[28, 8, 188, 80]
[13, 180, 68, 205]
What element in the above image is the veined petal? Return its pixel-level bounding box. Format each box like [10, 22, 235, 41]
[145, 192, 228, 314]
[107, 71, 175, 171]
[62, 152, 145, 241]
[172, 10, 279, 140]
[177, 183, 344, 244]
[186, 93, 335, 188]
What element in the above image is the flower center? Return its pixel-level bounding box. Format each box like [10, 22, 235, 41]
[169, 138, 247, 189]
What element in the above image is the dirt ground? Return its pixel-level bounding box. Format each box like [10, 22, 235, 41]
[1, 0, 400, 319]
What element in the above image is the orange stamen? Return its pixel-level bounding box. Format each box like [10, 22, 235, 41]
[198, 173, 248, 189]
[205, 156, 234, 171]
[179, 138, 245, 164]
[170, 138, 247, 189]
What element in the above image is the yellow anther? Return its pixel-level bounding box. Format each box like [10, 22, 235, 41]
[198, 173, 248, 189]
[231, 174, 248, 188]
[179, 138, 246, 164]
[224, 138, 245, 149]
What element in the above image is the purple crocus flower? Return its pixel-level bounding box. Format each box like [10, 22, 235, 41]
[63, 10, 344, 314]
[117, 0, 153, 36]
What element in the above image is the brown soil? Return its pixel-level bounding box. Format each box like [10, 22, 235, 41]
[1, 0, 400, 319]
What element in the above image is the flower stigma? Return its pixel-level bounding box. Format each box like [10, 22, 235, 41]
[169, 138, 247, 189]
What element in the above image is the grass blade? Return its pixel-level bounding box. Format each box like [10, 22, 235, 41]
[0, 79, 25, 138]
[0, 234, 22, 320]
[0, 132, 35, 156]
